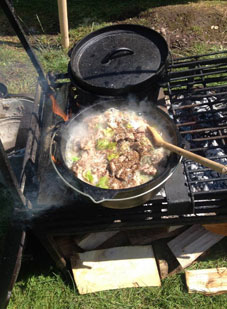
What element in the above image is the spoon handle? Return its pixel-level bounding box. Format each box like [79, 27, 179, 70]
[162, 141, 227, 175]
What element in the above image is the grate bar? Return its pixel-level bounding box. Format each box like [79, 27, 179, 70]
[171, 99, 227, 109]
[169, 68, 227, 81]
[180, 126, 227, 134]
[169, 54, 227, 68]
[190, 135, 227, 142]
[168, 76, 227, 89]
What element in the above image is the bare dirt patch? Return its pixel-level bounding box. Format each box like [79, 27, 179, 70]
[121, 2, 227, 55]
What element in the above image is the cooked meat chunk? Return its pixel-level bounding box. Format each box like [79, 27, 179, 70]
[108, 178, 125, 190]
[65, 108, 168, 189]
[136, 126, 146, 133]
[119, 140, 131, 152]
[140, 164, 157, 176]
[114, 131, 126, 142]
[125, 131, 135, 141]
[109, 151, 140, 182]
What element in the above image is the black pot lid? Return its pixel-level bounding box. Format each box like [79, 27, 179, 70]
[70, 24, 169, 94]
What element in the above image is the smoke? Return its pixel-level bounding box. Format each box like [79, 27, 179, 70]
[62, 95, 176, 159]
[1, 94, 179, 224]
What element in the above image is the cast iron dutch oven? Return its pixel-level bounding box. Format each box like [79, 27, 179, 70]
[68, 24, 169, 101]
[50, 99, 181, 209]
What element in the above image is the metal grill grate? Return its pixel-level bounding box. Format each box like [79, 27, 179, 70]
[165, 51, 227, 221]
[30, 51, 227, 233]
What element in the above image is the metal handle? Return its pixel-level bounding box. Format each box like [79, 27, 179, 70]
[101, 47, 134, 64]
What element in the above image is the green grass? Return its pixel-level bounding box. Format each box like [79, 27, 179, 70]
[8, 238, 227, 309]
[0, 41, 68, 94]
[0, 44, 37, 94]
[190, 42, 226, 56]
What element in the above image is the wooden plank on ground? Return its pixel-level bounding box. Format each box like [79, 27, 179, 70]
[168, 225, 224, 269]
[71, 245, 161, 294]
[127, 226, 185, 245]
[76, 231, 119, 251]
[54, 236, 82, 258]
[152, 239, 182, 279]
[97, 231, 129, 250]
[203, 223, 227, 236]
[185, 268, 227, 295]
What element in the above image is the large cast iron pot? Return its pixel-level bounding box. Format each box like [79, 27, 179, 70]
[68, 24, 169, 104]
[50, 99, 181, 209]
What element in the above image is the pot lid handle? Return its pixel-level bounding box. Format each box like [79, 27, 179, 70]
[101, 47, 134, 64]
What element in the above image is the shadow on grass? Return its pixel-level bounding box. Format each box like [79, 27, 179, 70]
[16, 231, 77, 293]
[196, 237, 227, 265]
[0, 0, 201, 36]
[0, 40, 24, 47]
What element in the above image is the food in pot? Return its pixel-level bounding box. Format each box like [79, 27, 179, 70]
[65, 108, 169, 189]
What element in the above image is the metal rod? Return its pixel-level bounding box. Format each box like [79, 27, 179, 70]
[172, 67, 227, 79]
[0, 0, 50, 92]
[57, 0, 69, 48]
[169, 54, 227, 68]
[169, 69, 227, 82]
[180, 126, 227, 134]
[173, 101, 227, 110]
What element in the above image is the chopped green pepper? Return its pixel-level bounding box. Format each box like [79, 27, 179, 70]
[96, 176, 109, 189]
[96, 138, 110, 150]
[83, 170, 93, 183]
[72, 156, 80, 162]
[96, 139, 117, 151]
[103, 127, 114, 137]
[107, 153, 119, 161]
[108, 141, 117, 150]
[126, 123, 133, 129]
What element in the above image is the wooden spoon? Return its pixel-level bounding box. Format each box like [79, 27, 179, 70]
[147, 126, 227, 175]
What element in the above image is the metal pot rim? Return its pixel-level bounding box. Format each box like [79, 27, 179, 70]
[49, 100, 182, 204]
[50, 136, 182, 204]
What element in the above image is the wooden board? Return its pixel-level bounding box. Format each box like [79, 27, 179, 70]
[54, 236, 81, 258]
[77, 231, 119, 251]
[168, 225, 224, 269]
[71, 245, 161, 294]
[97, 232, 129, 250]
[127, 226, 185, 245]
[203, 223, 227, 236]
[152, 239, 182, 279]
[185, 268, 227, 295]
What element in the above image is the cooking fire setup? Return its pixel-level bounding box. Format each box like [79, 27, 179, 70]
[0, 0, 227, 305]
